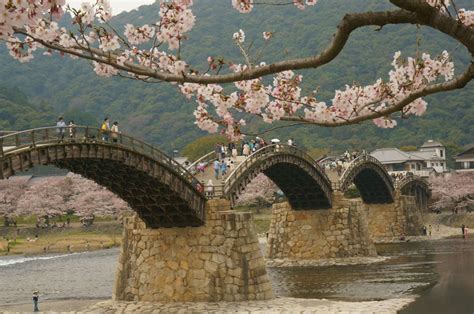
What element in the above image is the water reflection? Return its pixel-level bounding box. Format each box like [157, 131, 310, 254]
[401, 239, 474, 313]
[0, 238, 473, 311]
[268, 255, 437, 301]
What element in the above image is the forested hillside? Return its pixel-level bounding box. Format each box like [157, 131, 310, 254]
[0, 86, 55, 130]
[0, 0, 472, 153]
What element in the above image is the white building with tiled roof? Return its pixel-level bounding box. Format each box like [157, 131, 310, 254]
[454, 144, 474, 172]
[370, 140, 447, 177]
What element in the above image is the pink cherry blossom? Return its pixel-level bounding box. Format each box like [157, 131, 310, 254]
[233, 29, 245, 43]
[0, 0, 471, 140]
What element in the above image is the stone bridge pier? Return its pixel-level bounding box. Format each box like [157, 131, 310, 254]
[364, 194, 424, 241]
[114, 199, 273, 302]
[266, 193, 377, 260]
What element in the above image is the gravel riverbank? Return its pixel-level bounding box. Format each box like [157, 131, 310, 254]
[85, 297, 415, 313]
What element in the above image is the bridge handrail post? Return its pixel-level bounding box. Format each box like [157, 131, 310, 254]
[0, 137, 3, 158]
[31, 130, 36, 147]
[15, 133, 20, 147]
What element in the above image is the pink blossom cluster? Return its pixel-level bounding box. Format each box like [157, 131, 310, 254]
[180, 50, 454, 137]
[234, 173, 277, 206]
[0, 0, 472, 138]
[458, 9, 474, 27]
[124, 24, 156, 45]
[156, 0, 195, 50]
[430, 173, 474, 212]
[0, 174, 130, 219]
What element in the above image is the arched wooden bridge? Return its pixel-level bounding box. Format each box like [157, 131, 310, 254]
[337, 154, 395, 204]
[0, 126, 206, 228]
[395, 174, 431, 211]
[0, 126, 431, 228]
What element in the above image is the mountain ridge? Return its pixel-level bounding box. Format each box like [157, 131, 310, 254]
[0, 0, 472, 153]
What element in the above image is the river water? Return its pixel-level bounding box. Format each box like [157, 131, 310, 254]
[0, 239, 473, 312]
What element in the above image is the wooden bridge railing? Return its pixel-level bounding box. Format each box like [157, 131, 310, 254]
[338, 153, 394, 191]
[221, 144, 331, 198]
[187, 151, 215, 174]
[0, 126, 201, 190]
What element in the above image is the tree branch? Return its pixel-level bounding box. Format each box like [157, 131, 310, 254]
[14, 4, 473, 85]
[280, 62, 474, 127]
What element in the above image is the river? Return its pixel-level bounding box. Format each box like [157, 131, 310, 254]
[0, 238, 473, 312]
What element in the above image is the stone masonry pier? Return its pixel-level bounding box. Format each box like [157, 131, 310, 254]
[266, 197, 377, 260]
[365, 195, 424, 241]
[114, 199, 273, 303]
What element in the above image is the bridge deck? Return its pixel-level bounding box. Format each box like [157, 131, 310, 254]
[193, 155, 246, 195]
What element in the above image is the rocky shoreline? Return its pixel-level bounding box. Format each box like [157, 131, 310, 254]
[84, 297, 415, 313]
[265, 255, 391, 268]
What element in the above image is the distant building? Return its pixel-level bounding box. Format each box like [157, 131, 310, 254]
[454, 144, 474, 172]
[371, 140, 446, 177]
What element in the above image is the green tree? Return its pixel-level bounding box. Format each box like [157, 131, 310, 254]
[182, 135, 227, 161]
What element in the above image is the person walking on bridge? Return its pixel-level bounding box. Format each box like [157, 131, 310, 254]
[213, 159, 220, 179]
[111, 121, 120, 143]
[214, 143, 221, 160]
[243, 143, 250, 157]
[220, 160, 228, 177]
[56, 117, 66, 142]
[68, 120, 76, 140]
[100, 118, 110, 141]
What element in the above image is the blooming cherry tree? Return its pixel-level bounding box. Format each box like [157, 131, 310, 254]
[0, 176, 29, 218]
[0, 174, 130, 220]
[15, 177, 68, 219]
[0, 0, 473, 140]
[430, 173, 474, 212]
[234, 174, 278, 207]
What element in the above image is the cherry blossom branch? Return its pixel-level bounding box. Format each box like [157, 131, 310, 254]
[11, 4, 473, 85]
[280, 62, 474, 127]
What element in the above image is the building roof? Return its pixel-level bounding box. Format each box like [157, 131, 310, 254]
[455, 146, 474, 160]
[419, 139, 444, 148]
[410, 151, 444, 161]
[370, 148, 423, 164]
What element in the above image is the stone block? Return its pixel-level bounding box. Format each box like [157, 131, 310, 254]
[204, 260, 218, 273]
[167, 260, 179, 271]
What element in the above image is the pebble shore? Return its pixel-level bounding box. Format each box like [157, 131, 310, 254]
[265, 256, 390, 267]
[85, 297, 414, 313]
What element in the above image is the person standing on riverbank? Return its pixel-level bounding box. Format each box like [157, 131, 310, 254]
[32, 291, 39, 312]
[464, 226, 469, 240]
[462, 224, 465, 239]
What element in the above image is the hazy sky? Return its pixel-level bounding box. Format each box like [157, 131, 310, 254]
[67, 0, 156, 14]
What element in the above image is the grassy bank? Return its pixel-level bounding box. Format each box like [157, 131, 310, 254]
[0, 222, 123, 256]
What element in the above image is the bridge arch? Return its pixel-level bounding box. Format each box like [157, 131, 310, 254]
[0, 127, 206, 228]
[223, 145, 333, 210]
[396, 175, 431, 210]
[339, 154, 394, 204]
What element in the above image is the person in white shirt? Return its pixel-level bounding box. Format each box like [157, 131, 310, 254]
[56, 117, 66, 142]
[111, 121, 120, 143]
